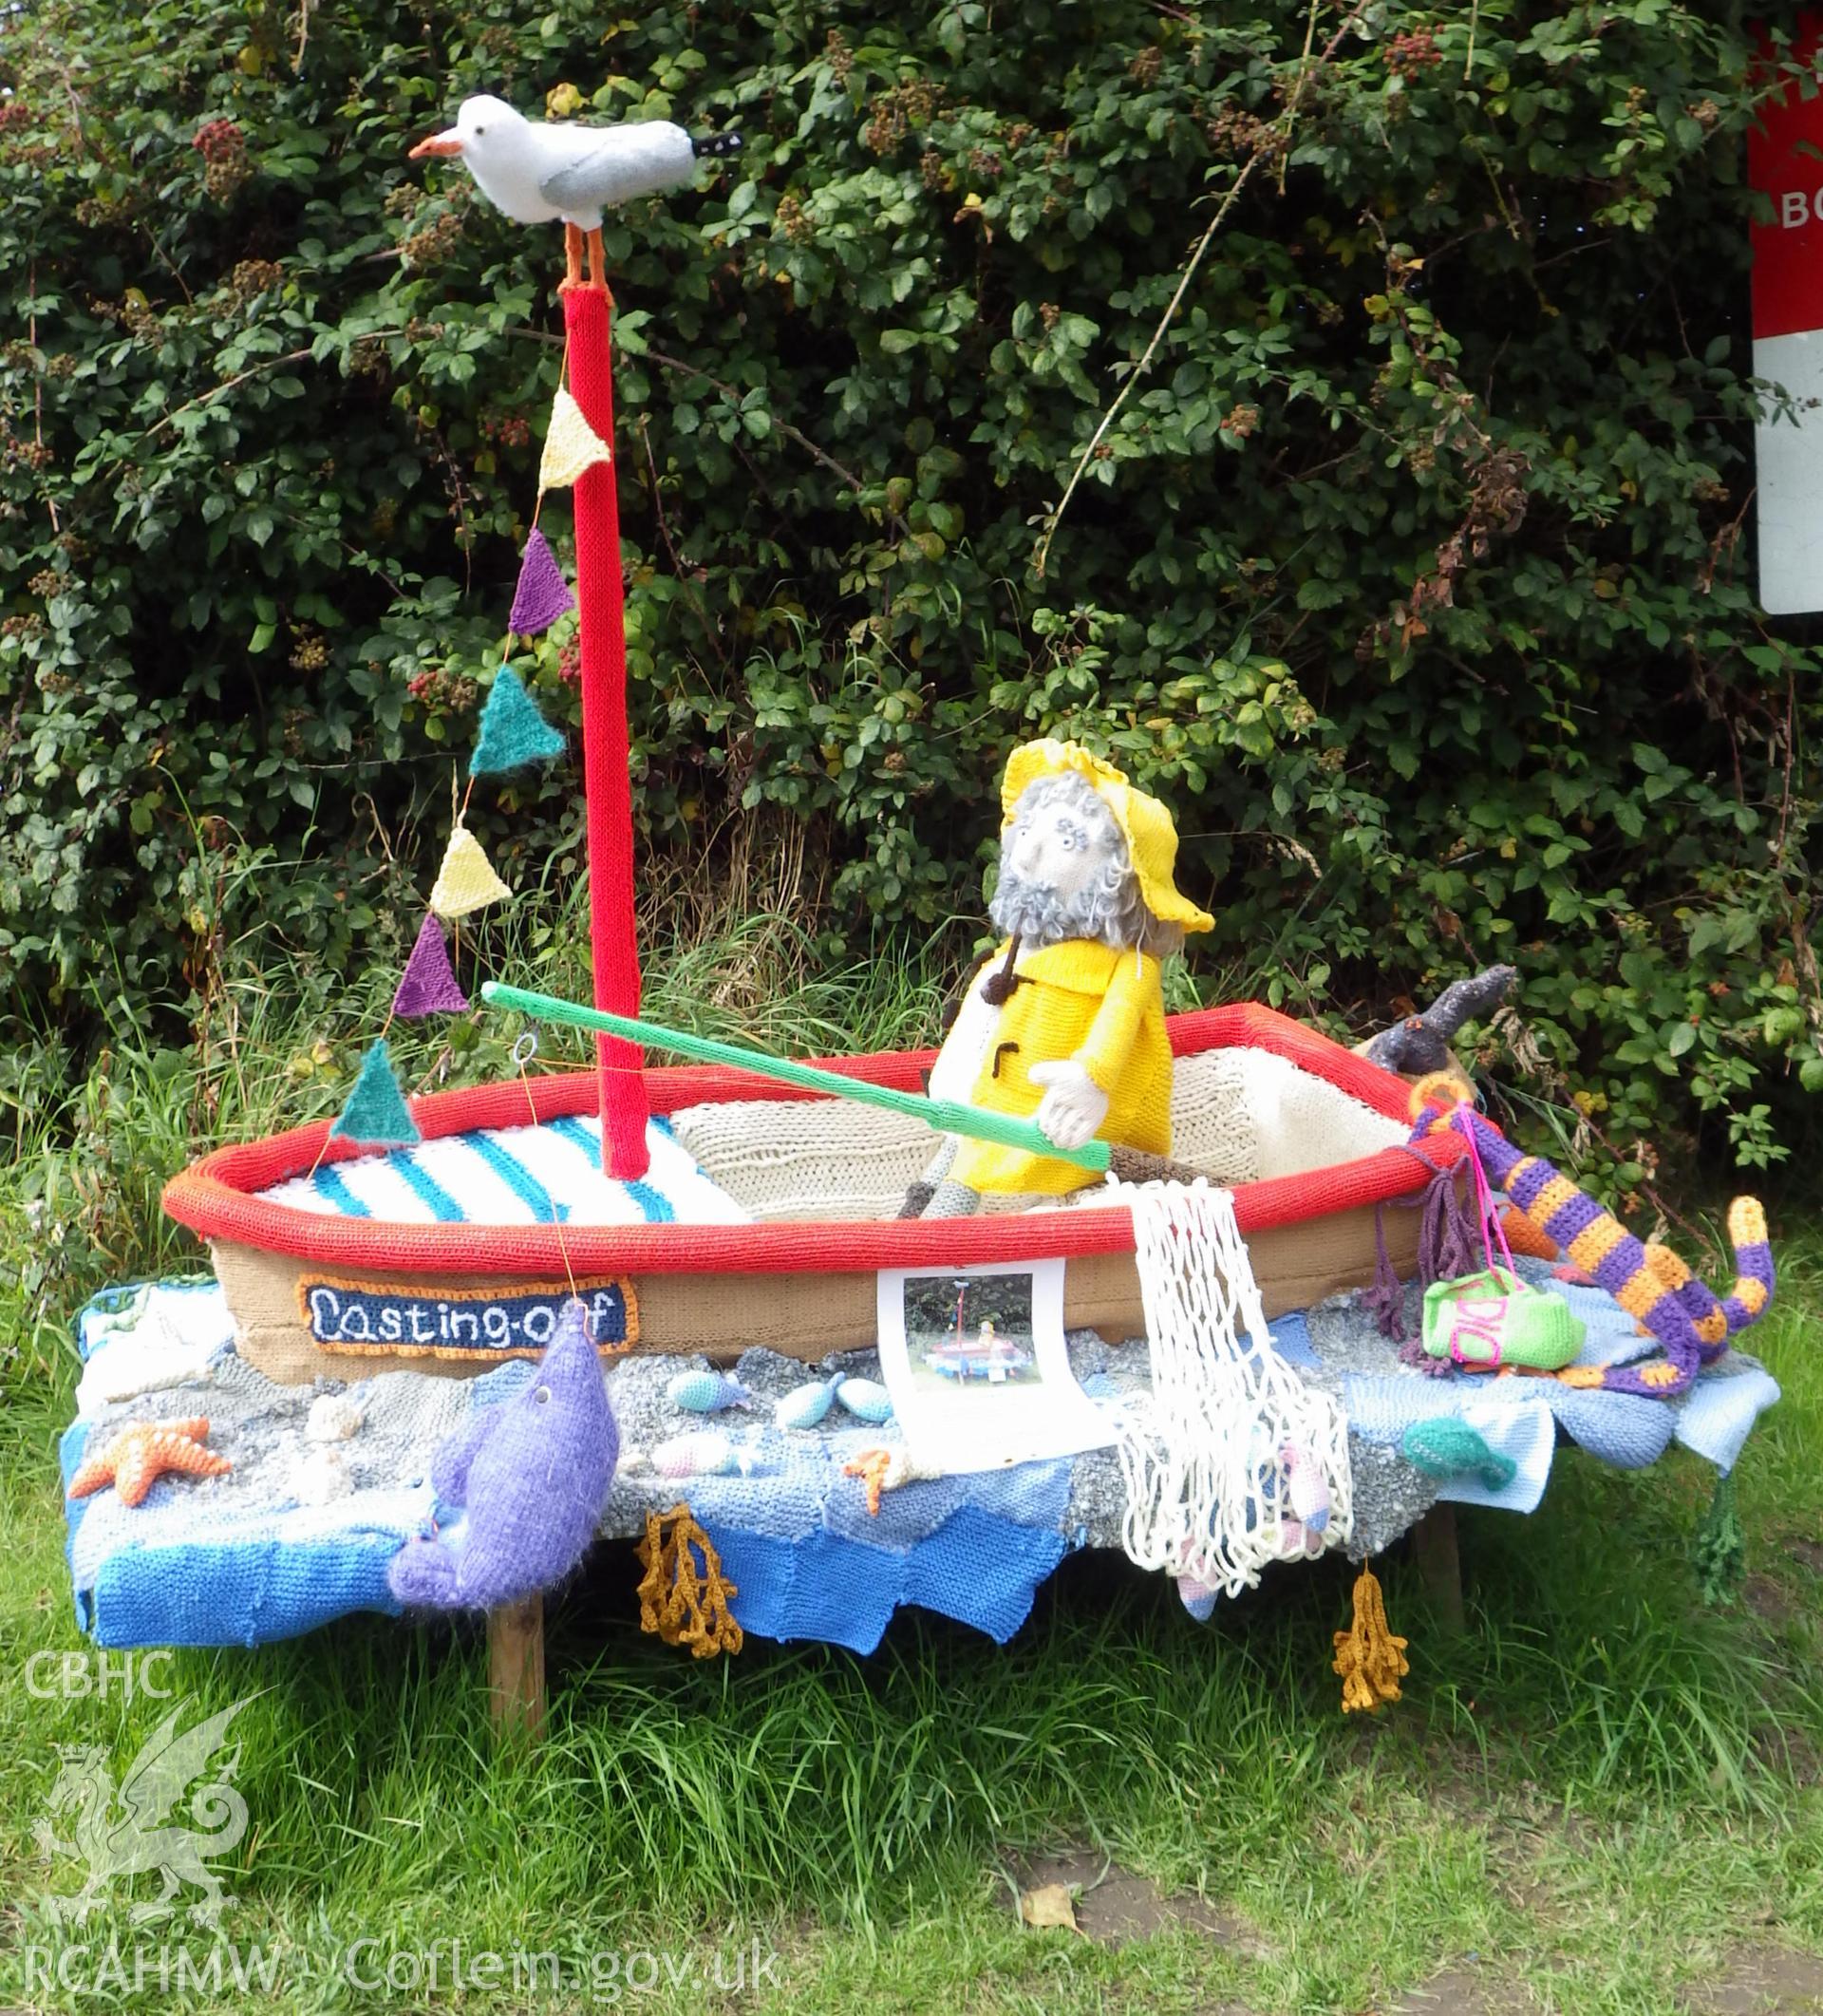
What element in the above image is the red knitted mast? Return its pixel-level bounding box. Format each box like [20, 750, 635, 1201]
[562, 281, 650, 1178]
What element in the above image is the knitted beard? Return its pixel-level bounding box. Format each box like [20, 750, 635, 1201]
[987, 773, 1184, 958]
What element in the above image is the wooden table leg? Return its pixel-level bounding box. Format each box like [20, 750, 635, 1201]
[1411, 1503, 1466, 1634]
[487, 1593, 547, 1741]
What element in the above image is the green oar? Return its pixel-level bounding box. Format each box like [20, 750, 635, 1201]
[479, 980, 1112, 1174]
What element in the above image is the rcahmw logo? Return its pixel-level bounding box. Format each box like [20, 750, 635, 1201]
[33, 1694, 256, 1927]
[19, 1943, 282, 1999]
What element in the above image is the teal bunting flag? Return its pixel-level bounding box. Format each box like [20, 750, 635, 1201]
[469, 668, 566, 778]
[329, 1039, 422, 1147]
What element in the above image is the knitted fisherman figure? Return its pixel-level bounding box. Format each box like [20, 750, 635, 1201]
[906, 739, 1213, 1218]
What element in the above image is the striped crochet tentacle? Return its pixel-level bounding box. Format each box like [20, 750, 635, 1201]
[1639, 1242, 1731, 1358]
[1490, 1139, 1702, 1396]
[1411, 1090, 1774, 1402]
[1718, 1196, 1776, 1332]
[1635, 1198, 1774, 1350]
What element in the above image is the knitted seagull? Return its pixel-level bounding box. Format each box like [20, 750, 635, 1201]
[409, 94, 742, 288]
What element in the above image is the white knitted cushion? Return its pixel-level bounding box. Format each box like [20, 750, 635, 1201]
[665, 1097, 937, 1223]
[668, 1046, 1404, 1222]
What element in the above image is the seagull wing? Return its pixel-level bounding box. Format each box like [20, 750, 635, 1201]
[536, 122, 698, 215]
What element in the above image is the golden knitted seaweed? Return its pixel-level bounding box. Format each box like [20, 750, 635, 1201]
[634, 1502, 743, 1658]
[1332, 1564, 1409, 1713]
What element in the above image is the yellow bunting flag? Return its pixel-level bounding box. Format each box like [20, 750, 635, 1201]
[538, 387, 611, 491]
[429, 823, 512, 920]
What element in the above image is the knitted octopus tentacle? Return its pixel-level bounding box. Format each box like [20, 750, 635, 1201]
[1631, 1201, 1774, 1352]
[1428, 1103, 1774, 1402]
[1718, 1196, 1776, 1331]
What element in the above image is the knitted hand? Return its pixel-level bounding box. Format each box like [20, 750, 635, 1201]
[1028, 1060, 1110, 1151]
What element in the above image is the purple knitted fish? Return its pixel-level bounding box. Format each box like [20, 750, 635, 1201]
[387, 1300, 618, 1610]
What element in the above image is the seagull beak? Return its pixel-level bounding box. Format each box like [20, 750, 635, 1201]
[408, 128, 464, 160]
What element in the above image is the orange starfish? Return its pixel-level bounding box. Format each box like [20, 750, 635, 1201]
[842, 1447, 894, 1517]
[66, 1417, 232, 1507]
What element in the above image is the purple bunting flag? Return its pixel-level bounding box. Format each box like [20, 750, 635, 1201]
[507, 527, 575, 637]
[392, 914, 470, 1018]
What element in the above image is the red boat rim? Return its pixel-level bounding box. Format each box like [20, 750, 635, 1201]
[161, 1001, 1458, 1278]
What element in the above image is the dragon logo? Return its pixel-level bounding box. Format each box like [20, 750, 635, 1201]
[33, 1697, 254, 1927]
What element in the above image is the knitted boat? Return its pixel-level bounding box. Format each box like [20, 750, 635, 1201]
[161, 1002, 1466, 1385]
[147, 179, 1480, 1389]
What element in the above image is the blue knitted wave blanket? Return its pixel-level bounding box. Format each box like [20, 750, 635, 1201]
[59, 1260, 1777, 1651]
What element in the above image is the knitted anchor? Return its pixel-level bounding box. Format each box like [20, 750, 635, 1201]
[1410, 1076, 1775, 1400]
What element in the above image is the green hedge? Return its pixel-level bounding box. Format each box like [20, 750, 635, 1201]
[3, 0, 1820, 1179]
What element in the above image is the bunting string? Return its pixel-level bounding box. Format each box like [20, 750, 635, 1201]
[307, 367, 587, 1172]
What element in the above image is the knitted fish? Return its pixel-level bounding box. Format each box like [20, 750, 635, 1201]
[833, 1377, 894, 1423]
[1279, 1441, 1330, 1536]
[775, 1373, 895, 1429]
[1175, 1573, 1219, 1622]
[1276, 1520, 1326, 1561]
[1413, 1078, 1776, 1400]
[667, 1370, 753, 1415]
[386, 1300, 618, 1609]
[775, 1378, 839, 1431]
[650, 1429, 734, 1479]
[1401, 1417, 1516, 1493]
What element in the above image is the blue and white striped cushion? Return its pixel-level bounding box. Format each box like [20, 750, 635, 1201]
[259, 1115, 749, 1228]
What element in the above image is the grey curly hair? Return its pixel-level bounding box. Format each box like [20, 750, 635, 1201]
[987, 771, 1185, 958]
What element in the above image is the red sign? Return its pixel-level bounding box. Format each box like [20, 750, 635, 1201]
[1751, 18, 1823, 613]
[1751, 17, 1823, 340]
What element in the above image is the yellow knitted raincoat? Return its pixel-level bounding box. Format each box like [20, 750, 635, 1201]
[945, 937, 1173, 1196]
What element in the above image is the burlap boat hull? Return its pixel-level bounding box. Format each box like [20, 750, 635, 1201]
[216, 1198, 1421, 1385]
[165, 1002, 1458, 1385]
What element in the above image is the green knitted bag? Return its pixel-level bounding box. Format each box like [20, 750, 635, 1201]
[1419, 1267, 1586, 1371]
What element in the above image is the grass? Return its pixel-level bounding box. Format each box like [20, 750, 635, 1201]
[2, 918, 1821, 2013]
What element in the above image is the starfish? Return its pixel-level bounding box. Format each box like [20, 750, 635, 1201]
[66, 1417, 232, 1507]
[843, 1448, 893, 1517]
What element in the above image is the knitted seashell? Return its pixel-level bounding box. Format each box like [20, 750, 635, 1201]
[833, 1377, 893, 1424]
[667, 1370, 753, 1414]
[305, 1393, 365, 1443]
[775, 1377, 840, 1431]
[291, 1445, 353, 1506]
[650, 1430, 733, 1479]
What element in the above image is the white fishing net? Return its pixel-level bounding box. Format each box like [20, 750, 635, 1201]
[1113, 1178, 1354, 1597]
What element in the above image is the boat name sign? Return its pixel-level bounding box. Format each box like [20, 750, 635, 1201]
[296, 1274, 637, 1358]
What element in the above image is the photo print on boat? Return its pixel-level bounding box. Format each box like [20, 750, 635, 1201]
[875, 1259, 1115, 1474]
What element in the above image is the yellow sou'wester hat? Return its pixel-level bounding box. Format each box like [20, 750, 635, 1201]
[999, 737, 1214, 934]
